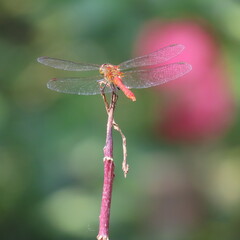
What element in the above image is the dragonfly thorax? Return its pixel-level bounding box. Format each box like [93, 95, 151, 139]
[99, 64, 123, 83]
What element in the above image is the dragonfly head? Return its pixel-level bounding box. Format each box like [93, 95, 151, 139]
[99, 63, 109, 75]
[100, 64, 121, 74]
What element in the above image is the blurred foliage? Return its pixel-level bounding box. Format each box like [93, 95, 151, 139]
[0, 0, 240, 240]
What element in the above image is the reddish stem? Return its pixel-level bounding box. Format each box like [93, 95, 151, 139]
[97, 93, 117, 240]
[97, 159, 114, 240]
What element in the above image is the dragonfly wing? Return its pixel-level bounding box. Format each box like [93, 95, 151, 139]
[47, 76, 112, 95]
[122, 62, 192, 89]
[119, 44, 185, 70]
[37, 57, 100, 71]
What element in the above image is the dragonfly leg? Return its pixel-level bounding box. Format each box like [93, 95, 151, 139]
[110, 84, 118, 103]
[111, 84, 119, 94]
[99, 81, 108, 95]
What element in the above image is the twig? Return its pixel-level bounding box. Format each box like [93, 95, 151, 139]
[97, 91, 129, 240]
[97, 92, 117, 240]
[101, 91, 129, 177]
[113, 120, 129, 178]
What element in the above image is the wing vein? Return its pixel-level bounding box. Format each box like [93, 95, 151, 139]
[122, 62, 192, 89]
[119, 44, 185, 70]
[37, 57, 100, 71]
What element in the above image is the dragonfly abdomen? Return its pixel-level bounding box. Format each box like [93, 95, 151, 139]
[113, 76, 136, 101]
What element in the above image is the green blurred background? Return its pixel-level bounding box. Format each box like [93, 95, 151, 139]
[1, 0, 240, 239]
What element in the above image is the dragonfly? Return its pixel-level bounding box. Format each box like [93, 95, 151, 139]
[37, 44, 192, 101]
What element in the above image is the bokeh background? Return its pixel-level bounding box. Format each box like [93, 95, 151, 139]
[1, 0, 240, 239]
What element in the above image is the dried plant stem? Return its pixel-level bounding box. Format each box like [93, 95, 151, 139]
[101, 91, 129, 177]
[97, 158, 114, 240]
[113, 120, 129, 177]
[97, 93, 117, 240]
[97, 92, 129, 240]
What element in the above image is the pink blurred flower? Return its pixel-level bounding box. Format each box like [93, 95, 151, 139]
[135, 20, 234, 142]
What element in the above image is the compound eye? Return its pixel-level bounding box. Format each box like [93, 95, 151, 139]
[99, 64, 108, 74]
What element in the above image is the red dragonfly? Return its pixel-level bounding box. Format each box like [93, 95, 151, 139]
[37, 44, 192, 101]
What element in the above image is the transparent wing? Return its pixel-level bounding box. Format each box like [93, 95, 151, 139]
[37, 57, 100, 71]
[119, 44, 185, 70]
[47, 76, 113, 95]
[122, 62, 192, 89]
